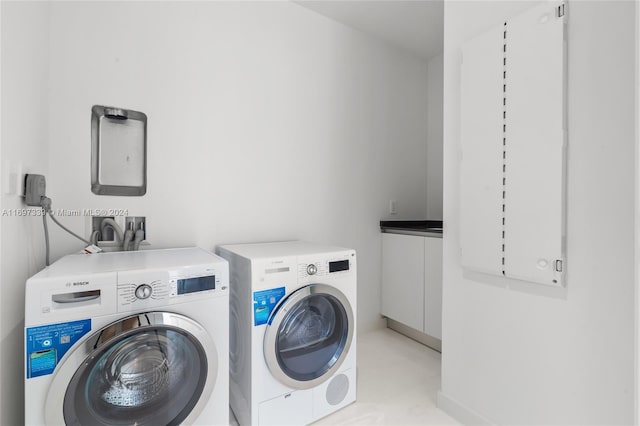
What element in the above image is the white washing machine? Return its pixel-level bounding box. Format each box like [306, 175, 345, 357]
[217, 241, 357, 426]
[24, 247, 229, 426]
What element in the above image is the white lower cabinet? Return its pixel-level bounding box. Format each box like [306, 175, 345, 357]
[381, 233, 424, 331]
[381, 233, 442, 340]
[424, 237, 442, 340]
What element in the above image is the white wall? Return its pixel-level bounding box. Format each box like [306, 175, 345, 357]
[45, 0, 428, 331]
[1, 4, 3, 422]
[1, 2, 3, 421]
[440, 1, 636, 424]
[426, 53, 443, 220]
[0, 2, 50, 425]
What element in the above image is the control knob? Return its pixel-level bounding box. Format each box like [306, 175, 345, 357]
[307, 264, 317, 275]
[135, 284, 153, 300]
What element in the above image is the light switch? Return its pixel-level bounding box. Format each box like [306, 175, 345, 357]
[4, 161, 23, 196]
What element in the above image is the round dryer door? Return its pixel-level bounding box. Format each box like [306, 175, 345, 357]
[263, 284, 354, 390]
[44, 312, 218, 426]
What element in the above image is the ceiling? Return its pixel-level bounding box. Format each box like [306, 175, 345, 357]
[296, 0, 443, 60]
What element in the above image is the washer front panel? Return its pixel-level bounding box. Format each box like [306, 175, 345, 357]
[44, 312, 218, 426]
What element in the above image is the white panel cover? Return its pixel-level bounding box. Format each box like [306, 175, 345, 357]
[460, 25, 505, 275]
[504, 3, 566, 285]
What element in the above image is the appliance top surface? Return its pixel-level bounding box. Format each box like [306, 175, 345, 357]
[30, 247, 226, 279]
[218, 240, 354, 259]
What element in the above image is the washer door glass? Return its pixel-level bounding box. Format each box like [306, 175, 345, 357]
[265, 284, 353, 388]
[63, 325, 207, 426]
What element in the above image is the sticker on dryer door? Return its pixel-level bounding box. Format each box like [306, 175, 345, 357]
[26, 319, 91, 378]
[253, 287, 286, 326]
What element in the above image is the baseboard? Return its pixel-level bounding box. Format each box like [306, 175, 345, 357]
[386, 318, 441, 352]
[437, 391, 495, 426]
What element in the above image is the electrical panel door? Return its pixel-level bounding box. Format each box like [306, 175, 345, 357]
[460, 2, 567, 286]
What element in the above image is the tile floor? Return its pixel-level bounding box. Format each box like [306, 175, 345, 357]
[315, 328, 458, 425]
[231, 327, 459, 425]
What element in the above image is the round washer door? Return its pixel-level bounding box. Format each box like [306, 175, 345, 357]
[44, 312, 218, 426]
[263, 284, 354, 390]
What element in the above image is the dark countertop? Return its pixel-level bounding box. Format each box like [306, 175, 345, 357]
[380, 220, 443, 237]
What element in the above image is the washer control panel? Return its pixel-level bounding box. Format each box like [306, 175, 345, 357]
[298, 255, 353, 280]
[117, 279, 170, 308]
[116, 265, 227, 311]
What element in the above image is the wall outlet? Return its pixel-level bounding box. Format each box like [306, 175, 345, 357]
[389, 199, 397, 215]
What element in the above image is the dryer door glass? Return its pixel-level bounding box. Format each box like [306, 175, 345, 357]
[63, 324, 207, 426]
[276, 293, 348, 381]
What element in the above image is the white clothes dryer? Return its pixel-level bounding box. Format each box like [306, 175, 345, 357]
[24, 247, 229, 426]
[218, 241, 357, 426]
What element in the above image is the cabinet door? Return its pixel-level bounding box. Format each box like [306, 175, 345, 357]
[381, 233, 424, 331]
[424, 237, 443, 340]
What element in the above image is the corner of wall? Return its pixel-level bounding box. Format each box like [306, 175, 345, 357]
[0, 1, 4, 422]
[634, 0, 639, 423]
[426, 52, 444, 220]
[1, 2, 52, 424]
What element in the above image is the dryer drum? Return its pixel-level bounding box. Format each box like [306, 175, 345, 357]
[276, 294, 346, 381]
[264, 283, 354, 390]
[281, 297, 335, 348]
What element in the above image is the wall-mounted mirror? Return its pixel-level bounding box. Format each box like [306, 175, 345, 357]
[91, 105, 147, 196]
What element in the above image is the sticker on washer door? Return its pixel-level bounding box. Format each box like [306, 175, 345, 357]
[253, 287, 286, 326]
[25, 319, 91, 378]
